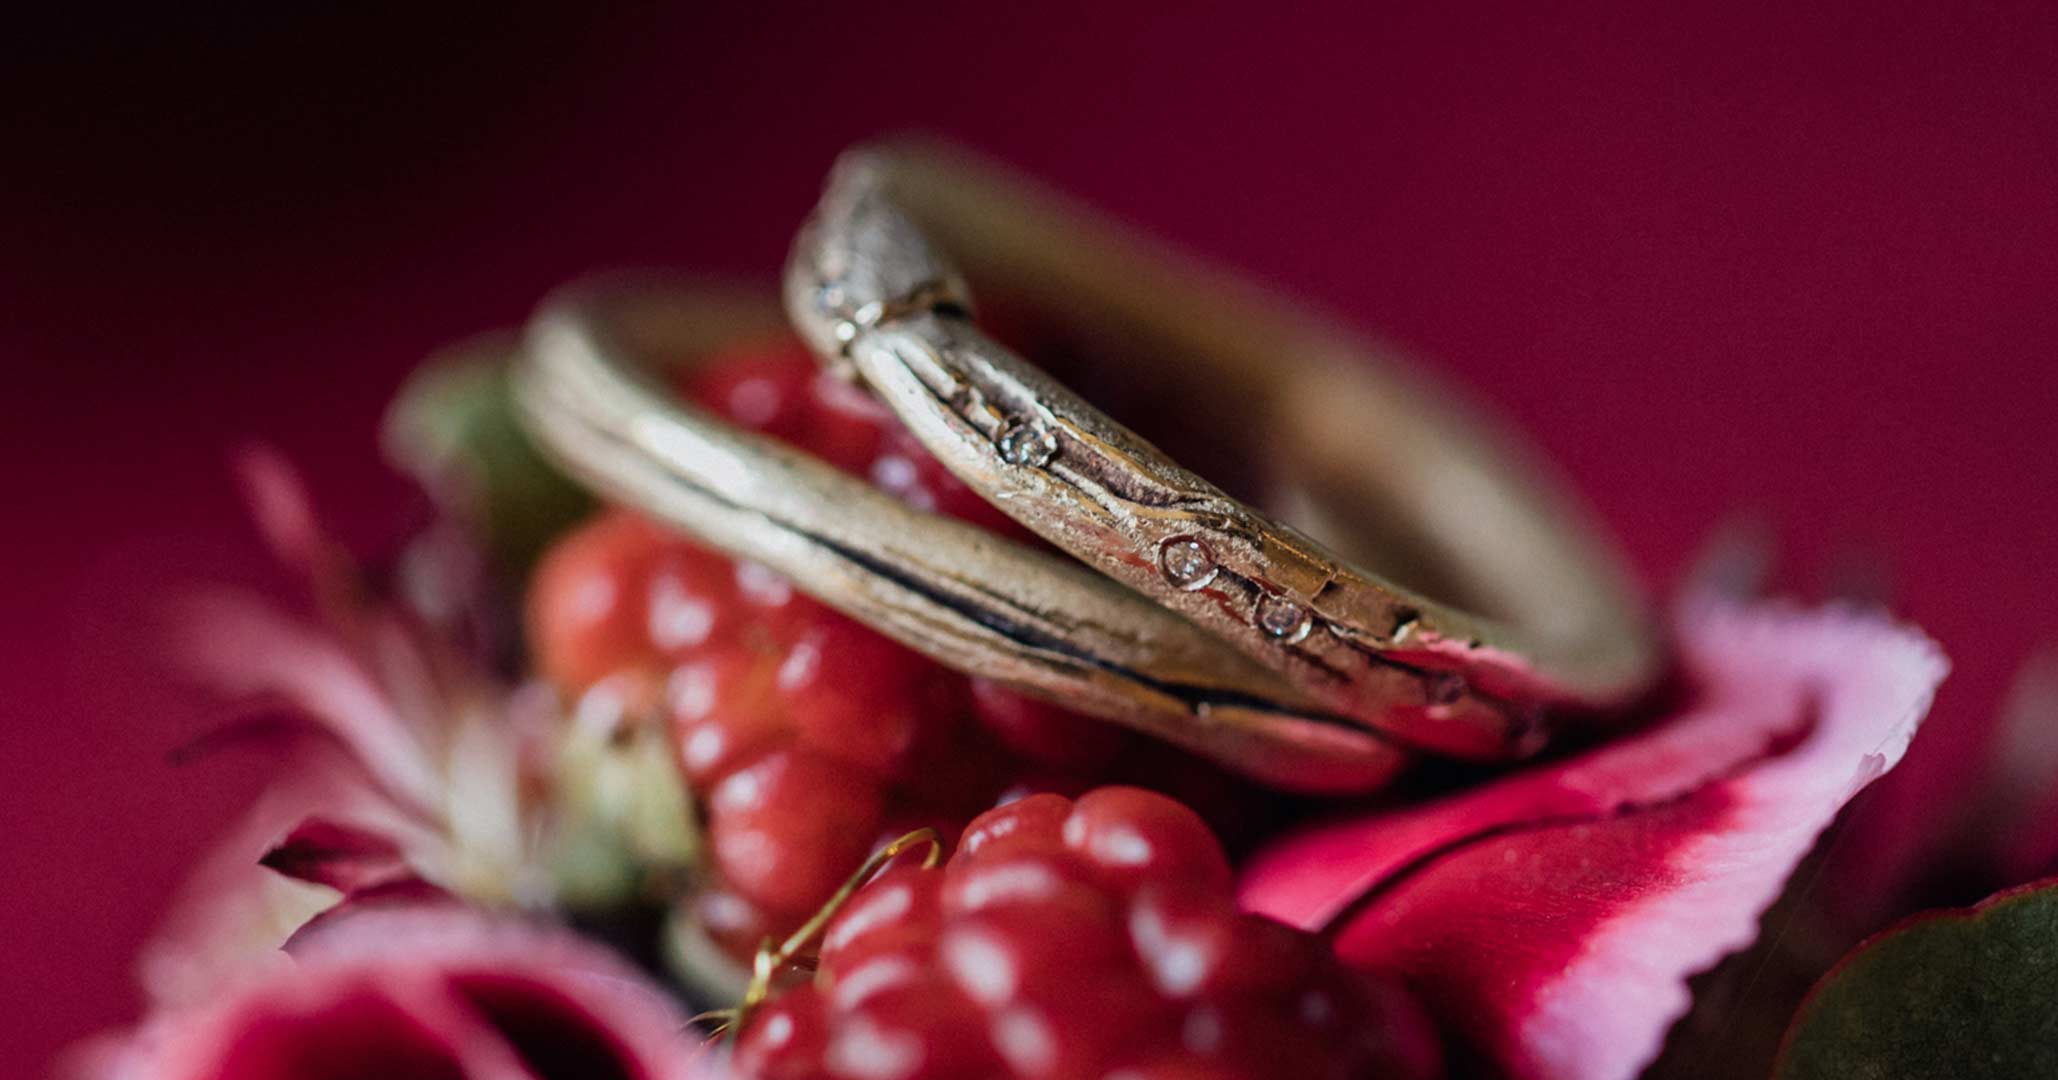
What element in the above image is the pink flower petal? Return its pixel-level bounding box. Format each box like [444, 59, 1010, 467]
[134, 756, 439, 1008]
[279, 879, 459, 956]
[259, 818, 413, 893]
[78, 907, 719, 1080]
[1240, 596, 1946, 1080]
[233, 445, 328, 580]
[174, 592, 445, 815]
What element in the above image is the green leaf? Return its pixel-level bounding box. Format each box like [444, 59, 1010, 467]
[383, 335, 593, 577]
[1776, 877, 2058, 1080]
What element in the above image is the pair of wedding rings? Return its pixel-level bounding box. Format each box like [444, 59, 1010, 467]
[513, 143, 1658, 793]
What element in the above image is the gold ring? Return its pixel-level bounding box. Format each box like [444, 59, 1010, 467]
[783, 144, 1658, 759]
[512, 278, 1408, 792]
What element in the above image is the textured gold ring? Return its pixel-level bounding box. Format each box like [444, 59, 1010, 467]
[512, 278, 1408, 792]
[783, 145, 1658, 759]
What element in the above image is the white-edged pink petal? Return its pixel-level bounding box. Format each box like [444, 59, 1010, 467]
[1240, 596, 1946, 1080]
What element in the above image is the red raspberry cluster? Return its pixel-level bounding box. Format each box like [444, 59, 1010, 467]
[733, 787, 1443, 1080]
[685, 343, 1023, 537]
[526, 346, 1136, 951]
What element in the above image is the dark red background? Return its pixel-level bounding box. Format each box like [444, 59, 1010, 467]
[5, 4, 2055, 1072]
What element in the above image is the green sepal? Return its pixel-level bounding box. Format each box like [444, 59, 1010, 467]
[383, 334, 593, 579]
[1776, 877, 2058, 1079]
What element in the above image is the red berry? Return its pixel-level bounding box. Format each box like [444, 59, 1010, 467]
[710, 786, 1441, 1080]
[777, 612, 941, 780]
[969, 680, 1128, 771]
[868, 805, 969, 870]
[987, 977, 1178, 1079]
[1173, 997, 1349, 1080]
[1127, 887, 1241, 1000]
[939, 902, 1126, 1007]
[530, 349, 1313, 1006]
[644, 544, 740, 656]
[1101, 1063, 1243, 1080]
[525, 512, 669, 688]
[689, 886, 774, 962]
[708, 749, 886, 916]
[940, 852, 1107, 921]
[734, 983, 831, 1080]
[1128, 887, 1324, 1000]
[685, 344, 817, 444]
[826, 938, 935, 1014]
[1209, 911, 1329, 998]
[803, 368, 899, 474]
[730, 561, 824, 654]
[819, 865, 944, 975]
[893, 715, 1016, 815]
[823, 982, 999, 1080]
[667, 645, 786, 787]
[1061, 786, 1232, 896]
[953, 793, 1072, 869]
[689, 345, 1024, 534]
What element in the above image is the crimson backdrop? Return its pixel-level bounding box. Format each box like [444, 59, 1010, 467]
[5, 5, 2055, 1072]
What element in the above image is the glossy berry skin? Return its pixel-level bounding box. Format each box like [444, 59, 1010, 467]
[708, 749, 888, 916]
[681, 341, 1021, 537]
[731, 787, 1446, 1080]
[534, 519, 978, 925]
[526, 343, 1168, 953]
[732, 983, 831, 1080]
[1061, 786, 1234, 896]
[953, 792, 1076, 869]
[527, 511, 671, 690]
[534, 518, 1061, 935]
[968, 678, 1127, 771]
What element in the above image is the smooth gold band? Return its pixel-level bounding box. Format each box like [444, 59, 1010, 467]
[783, 145, 1658, 759]
[512, 279, 1408, 792]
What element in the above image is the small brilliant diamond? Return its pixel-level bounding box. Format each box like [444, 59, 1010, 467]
[1254, 594, 1312, 642]
[997, 418, 1059, 467]
[1158, 537, 1218, 591]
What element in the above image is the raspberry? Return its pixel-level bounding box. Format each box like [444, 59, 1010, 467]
[645, 543, 742, 656]
[668, 643, 784, 787]
[680, 341, 1022, 536]
[817, 864, 943, 975]
[826, 981, 1004, 1079]
[726, 787, 1445, 1080]
[777, 612, 957, 782]
[969, 677, 1127, 771]
[530, 511, 1014, 947]
[526, 511, 671, 689]
[952, 793, 1075, 869]
[939, 902, 1127, 1004]
[688, 349, 817, 447]
[1060, 786, 1233, 896]
[525, 344, 1427, 1075]
[525, 342, 1166, 964]
[708, 749, 887, 916]
[732, 982, 831, 1080]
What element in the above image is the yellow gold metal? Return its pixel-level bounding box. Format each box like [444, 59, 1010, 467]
[512, 280, 1407, 792]
[784, 144, 1658, 759]
[699, 827, 943, 1038]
